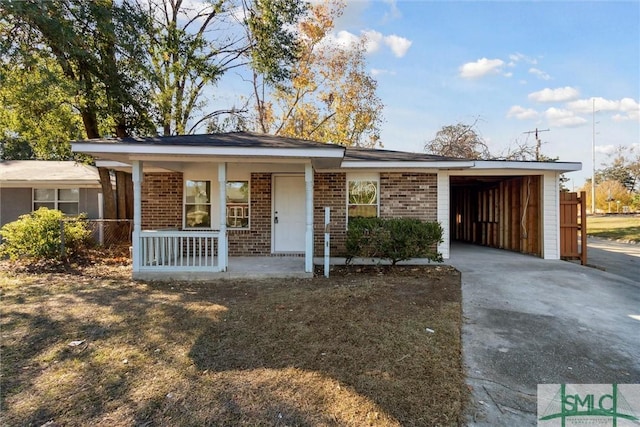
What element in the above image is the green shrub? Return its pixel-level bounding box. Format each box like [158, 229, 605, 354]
[346, 217, 444, 265]
[0, 208, 90, 261]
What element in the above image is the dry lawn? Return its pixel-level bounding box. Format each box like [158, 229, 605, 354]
[587, 214, 640, 242]
[0, 261, 465, 426]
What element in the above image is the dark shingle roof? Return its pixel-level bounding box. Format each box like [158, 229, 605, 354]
[83, 131, 345, 151]
[344, 146, 469, 162]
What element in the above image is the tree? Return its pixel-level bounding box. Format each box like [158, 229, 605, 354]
[1, 0, 155, 219]
[597, 145, 639, 193]
[424, 119, 490, 159]
[581, 179, 636, 213]
[252, 1, 384, 147]
[141, 0, 306, 136]
[0, 55, 85, 160]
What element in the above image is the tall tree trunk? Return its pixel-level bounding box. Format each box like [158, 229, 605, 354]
[80, 105, 118, 220]
[98, 167, 117, 219]
[116, 171, 128, 219]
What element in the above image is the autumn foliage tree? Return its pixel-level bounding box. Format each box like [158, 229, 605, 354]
[254, 1, 384, 147]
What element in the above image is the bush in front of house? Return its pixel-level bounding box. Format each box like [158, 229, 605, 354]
[0, 208, 90, 261]
[346, 217, 444, 265]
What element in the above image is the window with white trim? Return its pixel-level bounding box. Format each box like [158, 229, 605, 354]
[184, 180, 211, 228]
[226, 181, 249, 229]
[33, 188, 79, 216]
[347, 179, 379, 220]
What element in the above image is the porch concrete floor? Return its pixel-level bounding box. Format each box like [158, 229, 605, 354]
[135, 256, 312, 281]
[227, 256, 311, 279]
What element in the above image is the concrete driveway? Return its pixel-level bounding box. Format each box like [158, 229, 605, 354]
[448, 243, 640, 426]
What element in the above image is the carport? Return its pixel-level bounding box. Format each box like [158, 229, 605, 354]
[437, 161, 581, 261]
[450, 175, 542, 257]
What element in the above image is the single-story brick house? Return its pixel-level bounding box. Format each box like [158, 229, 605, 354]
[71, 132, 581, 279]
[0, 160, 103, 227]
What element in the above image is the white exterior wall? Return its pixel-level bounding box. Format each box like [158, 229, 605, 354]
[542, 171, 561, 260]
[437, 171, 450, 259]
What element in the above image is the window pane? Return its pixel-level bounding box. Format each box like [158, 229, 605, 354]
[58, 202, 79, 216]
[34, 202, 55, 210]
[348, 204, 377, 218]
[226, 181, 249, 203]
[348, 181, 378, 204]
[58, 188, 79, 201]
[185, 204, 211, 228]
[185, 181, 210, 204]
[227, 204, 249, 228]
[34, 189, 55, 201]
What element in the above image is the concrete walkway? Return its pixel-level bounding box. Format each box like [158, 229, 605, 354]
[447, 243, 640, 426]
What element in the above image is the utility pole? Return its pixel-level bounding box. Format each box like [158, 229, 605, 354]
[523, 128, 550, 160]
[592, 98, 598, 215]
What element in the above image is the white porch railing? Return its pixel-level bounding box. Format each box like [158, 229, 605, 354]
[137, 230, 221, 272]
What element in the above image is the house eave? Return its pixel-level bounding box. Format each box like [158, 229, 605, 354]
[72, 142, 345, 159]
[471, 160, 582, 173]
[338, 160, 476, 169]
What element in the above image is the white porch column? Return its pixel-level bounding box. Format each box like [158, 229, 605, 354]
[132, 160, 143, 273]
[437, 171, 450, 260]
[542, 171, 560, 260]
[218, 162, 228, 271]
[304, 163, 314, 273]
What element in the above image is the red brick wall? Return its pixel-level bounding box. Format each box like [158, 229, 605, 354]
[228, 173, 272, 256]
[139, 170, 438, 257]
[314, 172, 347, 256]
[380, 172, 437, 221]
[141, 172, 183, 229]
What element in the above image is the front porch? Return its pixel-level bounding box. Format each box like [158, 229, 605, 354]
[135, 252, 311, 281]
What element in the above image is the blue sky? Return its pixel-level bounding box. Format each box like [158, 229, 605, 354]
[329, 0, 640, 187]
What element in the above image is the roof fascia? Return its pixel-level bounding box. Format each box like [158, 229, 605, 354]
[472, 160, 582, 172]
[72, 142, 345, 159]
[339, 160, 475, 169]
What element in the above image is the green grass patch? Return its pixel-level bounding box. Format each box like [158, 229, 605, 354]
[0, 263, 465, 426]
[587, 215, 640, 243]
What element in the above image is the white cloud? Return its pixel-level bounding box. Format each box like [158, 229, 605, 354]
[595, 144, 617, 155]
[507, 105, 539, 120]
[567, 96, 637, 113]
[509, 52, 538, 65]
[544, 108, 587, 127]
[529, 67, 551, 80]
[384, 34, 412, 58]
[329, 29, 412, 58]
[529, 87, 580, 103]
[566, 97, 640, 122]
[361, 30, 383, 53]
[383, 0, 401, 20]
[330, 30, 362, 50]
[459, 58, 505, 79]
[371, 68, 396, 77]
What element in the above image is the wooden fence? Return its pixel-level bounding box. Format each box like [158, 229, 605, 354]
[560, 191, 587, 265]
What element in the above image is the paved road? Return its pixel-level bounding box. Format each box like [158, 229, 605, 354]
[447, 243, 640, 426]
[585, 237, 640, 282]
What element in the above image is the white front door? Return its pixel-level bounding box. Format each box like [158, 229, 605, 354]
[273, 175, 306, 252]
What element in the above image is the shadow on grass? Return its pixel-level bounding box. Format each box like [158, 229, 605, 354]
[1, 268, 464, 426]
[589, 225, 640, 242]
